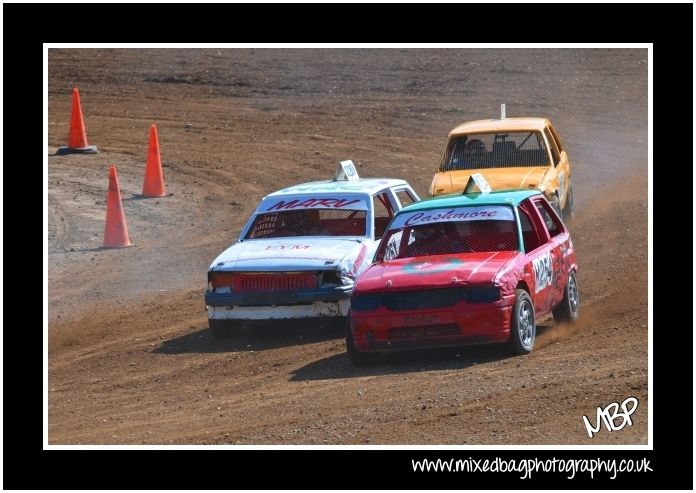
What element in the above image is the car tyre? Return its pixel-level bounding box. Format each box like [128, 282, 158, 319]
[550, 193, 562, 219]
[209, 319, 241, 339]
[507, 289, 536, 355]
[562, 185, 575, 223]
[552, 270, 579, 323]
[346, 316, 377, 367]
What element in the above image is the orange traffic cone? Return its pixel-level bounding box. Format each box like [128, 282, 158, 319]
[103, 166, 132, 248]
[141, 123, 167, 197]
[57, 88, 98, 155]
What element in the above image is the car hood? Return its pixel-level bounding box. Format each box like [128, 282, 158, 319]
[209, 237, 374, 274]
[438, 167, 548, 195]
[354, 251, 518, 293]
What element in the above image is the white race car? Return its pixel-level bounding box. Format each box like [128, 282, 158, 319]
[205, 162, 420, 338]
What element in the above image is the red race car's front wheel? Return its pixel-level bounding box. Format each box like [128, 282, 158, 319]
[346, 316, 378, 367]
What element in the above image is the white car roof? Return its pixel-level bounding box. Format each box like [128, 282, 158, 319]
[266, 178, 409, 198]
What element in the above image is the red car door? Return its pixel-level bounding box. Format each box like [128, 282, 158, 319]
[517, 198, 556, 316]
[530, 196, 572, 311]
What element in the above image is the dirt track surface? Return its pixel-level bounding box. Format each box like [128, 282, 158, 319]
[47, 48, 648, 444]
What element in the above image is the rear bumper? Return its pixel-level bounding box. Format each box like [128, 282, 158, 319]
[350, 296, 515, 351]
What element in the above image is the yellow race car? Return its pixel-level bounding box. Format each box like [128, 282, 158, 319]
[428, 116, 573, 220]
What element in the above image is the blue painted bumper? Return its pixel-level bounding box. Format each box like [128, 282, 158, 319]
[205, 285, 353, 307]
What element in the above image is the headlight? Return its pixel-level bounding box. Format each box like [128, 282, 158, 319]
[208, 272, 235, 291]
[465, 285, 500, 303]
[350, 293, 382, 311]
[322, 269, 353, 286]
[319, 269, 355, 286]
[322, 270, 341, 285]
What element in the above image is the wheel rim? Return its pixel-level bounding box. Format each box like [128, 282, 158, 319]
[518, 300, 534, 346]
[568, 274, 579, 315]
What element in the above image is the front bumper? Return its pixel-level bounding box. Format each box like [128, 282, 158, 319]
[205, 285, 353, 320]
[350, 295, 515, 351]
[209, 299, 350, 320]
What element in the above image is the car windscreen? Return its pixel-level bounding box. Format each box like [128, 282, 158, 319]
[245, 209, 367, 239]
[439, 131, 550, 171]
[375, 205, 518, 261]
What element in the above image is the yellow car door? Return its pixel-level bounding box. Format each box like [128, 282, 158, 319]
[541, 124, 571, 217]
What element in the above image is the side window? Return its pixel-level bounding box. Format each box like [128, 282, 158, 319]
[548, 125, 565, 153]
[373, 192, 394, 239]
[534, 199, 564, 238]
[544, 127, 560, 166]
[518, 202, 547, 253]
[440, 138, 462, 171]
[393, 188, 416, 208]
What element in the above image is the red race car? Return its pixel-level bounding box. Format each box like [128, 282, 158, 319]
[346, 188, 578, 366]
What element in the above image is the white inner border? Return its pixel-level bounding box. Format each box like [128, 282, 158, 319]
[43, 43, 653, 451]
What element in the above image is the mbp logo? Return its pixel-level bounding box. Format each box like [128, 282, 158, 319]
[582, 396, 638, 438]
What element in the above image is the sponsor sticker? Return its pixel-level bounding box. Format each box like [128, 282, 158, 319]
[264, 197, 367, 211]
[402, 258, 462, 275]
[391, 206, 514, 229]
